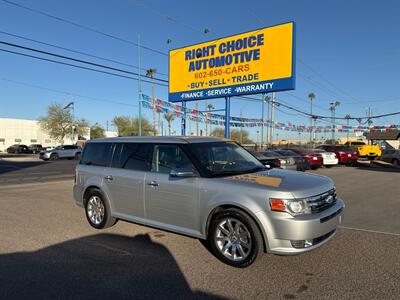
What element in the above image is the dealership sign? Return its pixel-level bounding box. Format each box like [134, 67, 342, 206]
[169, 22, 295, 102]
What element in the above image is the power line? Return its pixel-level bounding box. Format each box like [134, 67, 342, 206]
[131, 0, 213, 35]
[0, 30, 168, 77]
[0, 47, 168, 87]
[1, 0, 168, 56]
[0, 40, 168, 83]
[1, 77, 137, 107]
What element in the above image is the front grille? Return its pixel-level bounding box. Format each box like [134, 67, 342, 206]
[306, 188, 337, 213]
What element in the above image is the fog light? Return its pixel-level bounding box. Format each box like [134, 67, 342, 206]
[291, 239, 314, 249]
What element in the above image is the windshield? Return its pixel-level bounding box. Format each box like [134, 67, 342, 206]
[188, 142, 265, 176]
[261, 150, 281, 157]
[277, 150, 296, 157]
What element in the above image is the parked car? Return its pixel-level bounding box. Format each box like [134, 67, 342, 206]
[316, 145, 357, 165]
[28, 144, 44, 154]
[6, 144, 30, 154]
[275, 149, 310, 171]
[312, 149, 338, 168]
[343, 141, 381, 159]
[74, 136, 344, 268]
[248, 149, 281, 169]
[285, 148, 323, 170]
[40, 145, 81, 161]
[261, 150, 297, 171]
[379, 149, 400, 165]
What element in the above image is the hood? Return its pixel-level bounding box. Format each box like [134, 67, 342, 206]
[222, 168, 333, 198]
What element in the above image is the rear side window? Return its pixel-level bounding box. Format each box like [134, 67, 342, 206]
[151, 144, 193, 174]
[111, 143, 153, 171]
[80, 143, 112, 166]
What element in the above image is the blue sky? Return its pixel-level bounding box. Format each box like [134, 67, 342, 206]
[0, 0, 399, 141]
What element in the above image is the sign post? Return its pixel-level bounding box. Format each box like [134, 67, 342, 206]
[225, 97, 231, 138]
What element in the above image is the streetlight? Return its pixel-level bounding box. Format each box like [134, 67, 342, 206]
[308, 93, 316, 147]
[63, 101, 75, 143]
[329, 101, 340, 143]
[345, 114, 351, 143]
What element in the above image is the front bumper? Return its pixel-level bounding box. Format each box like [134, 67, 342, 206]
[39, 152, 51, 159]
[323, 158, 339, 165]
[256, 198, 344, 254]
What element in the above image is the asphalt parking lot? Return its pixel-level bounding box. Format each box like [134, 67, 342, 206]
[1, 159, 399, 299]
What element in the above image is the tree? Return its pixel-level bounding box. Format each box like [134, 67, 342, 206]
[146, 68, 157, 135]
[112, 116, 155, 136]
[40, 103, 88, 144]
[163, 113, 175, 136]
[90, 124, 105, 139]
[211, 127, 254, 144]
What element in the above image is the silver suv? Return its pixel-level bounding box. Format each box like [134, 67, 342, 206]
[73, 137, 344, 267]
[40, 145, 81, 161]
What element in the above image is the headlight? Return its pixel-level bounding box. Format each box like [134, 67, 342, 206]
[270, 198, 311, 216]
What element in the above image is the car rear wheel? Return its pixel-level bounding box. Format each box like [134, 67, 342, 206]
[393, 159, 399, 166]
[85, 189, 117, 229]
[49, 153, 58, 161]
[209, 209, 263, 268]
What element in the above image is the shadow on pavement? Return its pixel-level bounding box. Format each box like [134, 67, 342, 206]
[0, 160, 48, 174]
[356, 163, 400, 173]
[0, 233, 225, 299]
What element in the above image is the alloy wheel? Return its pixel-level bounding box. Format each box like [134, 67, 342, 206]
[214, 218, 252, 262]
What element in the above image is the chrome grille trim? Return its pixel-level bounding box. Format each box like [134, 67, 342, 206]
[306, 188, 337, 213]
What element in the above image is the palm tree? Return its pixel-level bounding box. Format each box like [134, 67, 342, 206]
[164, 113, 175, 136]
[145, 68, 157, 135]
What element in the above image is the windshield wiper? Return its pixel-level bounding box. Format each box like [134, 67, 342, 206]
[212, 166, 266, 176]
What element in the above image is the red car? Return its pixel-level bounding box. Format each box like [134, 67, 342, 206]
[285, 148, 323, 169]
[316, 145, 357, 165]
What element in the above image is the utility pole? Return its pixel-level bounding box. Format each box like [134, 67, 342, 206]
[137, 34, 142, 136]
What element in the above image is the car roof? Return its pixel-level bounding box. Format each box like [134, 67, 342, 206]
[87, 136, 231, 144]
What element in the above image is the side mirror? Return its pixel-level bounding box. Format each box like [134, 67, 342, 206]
[170, 168, 196, 178]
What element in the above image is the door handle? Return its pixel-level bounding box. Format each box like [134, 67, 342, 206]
[105, 175, 113, 181]
[147, 181, 159, 187]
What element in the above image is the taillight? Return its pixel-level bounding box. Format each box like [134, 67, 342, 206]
[275, 160, 281, 168]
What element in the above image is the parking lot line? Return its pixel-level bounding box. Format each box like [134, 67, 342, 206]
[340, 226, 400, 236]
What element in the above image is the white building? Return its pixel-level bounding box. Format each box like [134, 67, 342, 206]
[0, 118, 90, 152]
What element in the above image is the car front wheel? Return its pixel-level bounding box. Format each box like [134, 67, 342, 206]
[49, 153, 58, 160]
[209, 209, 263, 268]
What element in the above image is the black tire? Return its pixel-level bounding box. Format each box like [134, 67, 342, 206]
[208, 208, 263, 268]
[393, 159, 399, 166]
[74, 152, 81, 160]
[49, 153, 58, 161]
[85, 188, 117, 229]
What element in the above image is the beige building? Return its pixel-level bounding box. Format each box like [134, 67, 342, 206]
[0, 118, 90, 152]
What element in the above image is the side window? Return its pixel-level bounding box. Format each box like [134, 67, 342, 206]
[80, 143, 112, 166]
[111, 143, 152, 171]
[151, 144, 193, 174]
